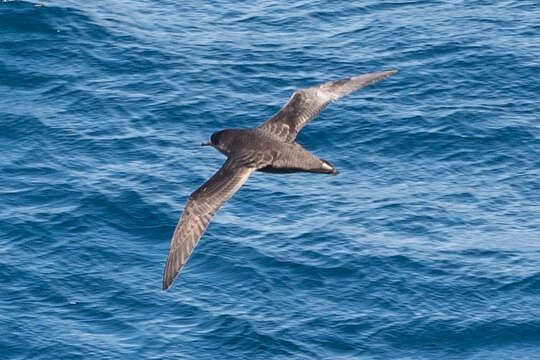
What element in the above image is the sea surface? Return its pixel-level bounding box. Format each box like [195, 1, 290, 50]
[1, 1, 539, 359]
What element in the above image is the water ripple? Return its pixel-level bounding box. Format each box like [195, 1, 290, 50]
[1, 0, 540, 359]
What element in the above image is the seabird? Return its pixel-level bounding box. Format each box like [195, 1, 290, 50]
[163, 69, 397, 290]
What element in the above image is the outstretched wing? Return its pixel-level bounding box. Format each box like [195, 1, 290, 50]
[163, 158, 254, 290]
[258, 70, 397, 142]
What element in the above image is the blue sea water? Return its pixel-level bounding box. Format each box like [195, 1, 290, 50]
[1, 0, 540, 358]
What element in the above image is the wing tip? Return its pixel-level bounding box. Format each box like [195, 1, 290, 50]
[356, 69, 398, 78]
[162, 270, 179, 291]
[371, 69, 398, 79]
[162, 271, 173, 291]
[162, 271, 172, 290]
[162, 254, 180, 291]
[385, 69, 398, 77]
[346, 69, 398, 89]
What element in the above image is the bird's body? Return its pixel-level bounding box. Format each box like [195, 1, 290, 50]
[163, 70, 397, 290]
[209, 128, 338, 174]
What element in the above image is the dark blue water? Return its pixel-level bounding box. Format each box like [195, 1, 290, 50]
[1, 1, 539, 358]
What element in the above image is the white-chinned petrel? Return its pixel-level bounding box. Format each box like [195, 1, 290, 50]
[163, 70, 397, 290]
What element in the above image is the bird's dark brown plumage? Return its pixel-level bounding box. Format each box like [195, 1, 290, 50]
[163, 70, 397, 290]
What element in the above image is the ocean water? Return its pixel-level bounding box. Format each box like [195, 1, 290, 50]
[1, 0, 539, 358]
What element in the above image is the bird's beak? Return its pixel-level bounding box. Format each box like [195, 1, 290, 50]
[201, 141, 212, 146]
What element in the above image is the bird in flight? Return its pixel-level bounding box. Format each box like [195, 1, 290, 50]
[163, 69, 397, 290]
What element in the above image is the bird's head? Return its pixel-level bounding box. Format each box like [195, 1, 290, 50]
[201, 130, 236, 156]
